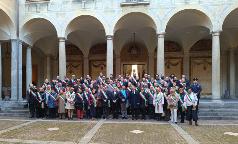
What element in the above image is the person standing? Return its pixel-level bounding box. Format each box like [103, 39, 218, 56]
[57, 89, 66, 119]
[191, 78, 202, 111]
[139, 87, 148, 120]
[46, 86, 57, 119]
[153, 87, 164, 121]
[178, 87, 186, 123]
[119, 84, 129, 119]
[27, 84, 37, 118]
[129, 85, 140, 120]
[184, 88, 199, 126]
[166, 88, 179, 124]
[75, 88, 84, 119]
[65, 87, 75, 120]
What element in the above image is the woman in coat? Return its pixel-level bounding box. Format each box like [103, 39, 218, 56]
[75, 88, 84, 119]
[56, 89, 66, 119]
[153, 87, 164, 121]
[65, 87, 75, 120]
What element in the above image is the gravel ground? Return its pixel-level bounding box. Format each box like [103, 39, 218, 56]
[0, 121, 96, 143]
[181, 125, 238, 144]
[91, 123, 187, 144]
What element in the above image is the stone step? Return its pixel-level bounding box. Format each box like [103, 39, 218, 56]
[198, 112, 238, 117]
[0, 113, 29, 117]
[2, 109, 29, 113]
[199, 116, 238, 120]
[199, 109, 238, 113]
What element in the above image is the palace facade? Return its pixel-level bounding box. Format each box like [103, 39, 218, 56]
[0, 0, 238, 100]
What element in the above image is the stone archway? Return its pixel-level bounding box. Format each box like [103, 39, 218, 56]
[222, 8, 238, 99]
[120, 41, 148, 78]
[66, 15, 106, 78]
[114, 12, 157, 76]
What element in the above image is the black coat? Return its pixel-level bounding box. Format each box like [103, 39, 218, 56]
[129, 90, 140, 109]
[75, 93, 84, 110]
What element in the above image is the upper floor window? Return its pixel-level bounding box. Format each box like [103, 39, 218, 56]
[121, 0, 150, 6]
[26, 0, 50, 2]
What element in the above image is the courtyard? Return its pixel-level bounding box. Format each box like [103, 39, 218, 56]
[0, 118, 236, 144]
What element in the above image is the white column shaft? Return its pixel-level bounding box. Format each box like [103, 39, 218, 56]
[18, 41, 23, 100]
[0, 43, 2, 100]
[157, 33, 165, 76]
[212, 32, 221, 99]
[26, 46, 32, 91]
[229, 49, 235, 98]
[59, 38, 66, 80]
[106, 35, 113, 77]
[11, 40, 18, 100]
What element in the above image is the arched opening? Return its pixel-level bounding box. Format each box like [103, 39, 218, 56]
[0, 9, 16, 100]
[89, 43, 107, 79]
[66, 15, 106, 78]
[222, 8, 238, 99]
[121, 41, 148, 78]
[165, 9, 212, 98]
[114, 12, 157, 76]
[66, 43, 84, 78]
[21, 18, 58, 96]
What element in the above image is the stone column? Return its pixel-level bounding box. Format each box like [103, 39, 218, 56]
[59, 38, 66, 80]
[212, 31, 221, 99]
[18, 41, 23, 101]
[0, 43, 2, 100]
[229, 49, 236, 99]
[11, 39, 18, 101]
[83, 56, 89, 77]
[148, 52, 155, 76]
[106, 35, 113, 77]
[157, 33, 165, 76]
[183, 50, 190, 79]
[46, 55, 51, 80]
[116, 54, 121, 76]
[26, 46, 32, 91]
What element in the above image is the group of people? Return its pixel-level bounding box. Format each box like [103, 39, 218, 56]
[27, 72, 202, 126]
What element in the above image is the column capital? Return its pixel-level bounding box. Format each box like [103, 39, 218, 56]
[83, 56, 89, 59]
[212, 31, 221, 36]
[59, 37, 66, 42]
[27, 45, 33, 49]
[157, 32, 166, 38]
[106, 35, 113, 40]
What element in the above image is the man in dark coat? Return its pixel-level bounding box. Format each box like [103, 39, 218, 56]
[27, 84, 37, 118]
[129, 85, 140, 120]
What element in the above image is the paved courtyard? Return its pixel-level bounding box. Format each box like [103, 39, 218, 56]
[0, 118, 237, 144]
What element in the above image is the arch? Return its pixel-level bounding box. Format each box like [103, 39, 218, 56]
[63, 12, 109, 37]
[0, 9, 16, 40]
[162, 6, 213, 33]
[220, 4, 238, 31]
[20, 17, 58, 46]
[113, 12, 157, 34]
[65, 15, 106, 57]
[65, 15, 106, 38]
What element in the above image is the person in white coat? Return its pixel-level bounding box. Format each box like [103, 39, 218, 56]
[184, 88, 198, 126]
[153, 87, 164, 121]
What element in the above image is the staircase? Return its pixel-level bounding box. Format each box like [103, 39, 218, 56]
[0, 101, 29, 117]
[0, 100, 238, 120]
[198, 100, 238, 120]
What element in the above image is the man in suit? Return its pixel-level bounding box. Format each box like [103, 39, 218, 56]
[129, 85, 140, 120]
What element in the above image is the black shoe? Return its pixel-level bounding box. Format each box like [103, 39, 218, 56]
[175, 122, 177, 124]
[181, 121, 184, 123]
